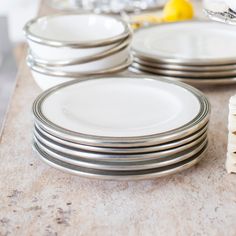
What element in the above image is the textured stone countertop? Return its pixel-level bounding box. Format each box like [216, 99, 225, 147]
[1, 2, 236, 236]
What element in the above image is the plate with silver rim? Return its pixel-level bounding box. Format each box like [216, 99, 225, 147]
[32, 75, 210, 148]
[129, 66, 236, 85]
[132, 21, 236, 66]
[32, 141, 208, 181]
[133, 57, 236, 72]
[33, 125, 207, 163]
[33, 132, 208, 171]
[34, 122, 208, 154]
[131, 62, 236, 78]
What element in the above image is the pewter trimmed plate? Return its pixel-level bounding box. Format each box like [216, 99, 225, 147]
[33, 126, 207, 162]
[129, 66, 236, 85]
[33, 133, 207, 170]
[34, 122, 208, 154]
[32, 141, 208, 180]
[133, 56, 236, 72]
[132, 21, 236, 66]
[32, 75, 210, 148]
[131, 62, 236, 78]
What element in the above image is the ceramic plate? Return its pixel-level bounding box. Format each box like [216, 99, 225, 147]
[129, 66, 236, 85]
[132, 21, 236, 65]
[32, 141, 208, 180]
[33, 126, 207, 162]
[133, 56, 236, 72]
[34, 122, 208, 154]
[131, 62, 236, 78]
[33, 76, 210, 147]
[33, 132, 207, 170]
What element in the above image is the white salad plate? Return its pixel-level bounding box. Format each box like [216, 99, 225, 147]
[132, 21, 236, 66]
[33, 75, 210, 147]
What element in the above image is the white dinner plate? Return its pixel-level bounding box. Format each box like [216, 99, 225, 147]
[33, 76, 210, 147]
[132, 21, 236, 65]
[35, 77, 201, 137]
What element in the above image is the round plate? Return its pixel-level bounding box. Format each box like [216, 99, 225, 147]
[32, 141, 208, 180]
[33, 75, 210, 147]
[33, 126, 207, 162]
[131, 62, 236, 78]
[129, 66, 236, 85]
[34, 122, 208, 154]
[133, 56, 236, 72]
[132, 21, 236, 66]
[33, 134, 207, 170]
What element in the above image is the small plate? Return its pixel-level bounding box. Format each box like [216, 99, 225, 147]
[133, 56, 236, 72]
[129, 66, 236, 85]
[33, 133, 207, 170]
[32, 141, 208, 180]
[33, 126, 207, 162]
[34, 122, 208, 154]
[131, 62, 236, 78]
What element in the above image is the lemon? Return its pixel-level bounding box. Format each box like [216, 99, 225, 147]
[163, 0, 194, 22]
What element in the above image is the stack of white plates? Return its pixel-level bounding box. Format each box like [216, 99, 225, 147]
[24, 14, 132, 90]
[32, 75, 210, 180]
[130, 21, 236, 85]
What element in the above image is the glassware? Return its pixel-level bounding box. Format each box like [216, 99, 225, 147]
[49, 0, 166, 13]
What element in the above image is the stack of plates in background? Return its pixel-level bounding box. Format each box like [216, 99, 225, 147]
[130, 21, 236, 85]
[32, 75, 210, 180]
[24, 14, 132, 90]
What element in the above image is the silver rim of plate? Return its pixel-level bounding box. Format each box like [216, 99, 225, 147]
[32, 76, 210, 148]
[33, 125, 207, 163]
[129, 67, 236, 85]
[33, 133, 208, 171]
[133, 57, 236, 72]
[34, 122, 209, 154]
[131, 62, 236, 78]
[33, 141, 208, 181]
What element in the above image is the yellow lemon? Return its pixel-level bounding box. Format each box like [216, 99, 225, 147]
[163, 0, 194, 22]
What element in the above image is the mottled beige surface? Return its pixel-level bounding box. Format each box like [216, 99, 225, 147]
[1, 2, 236, 236]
